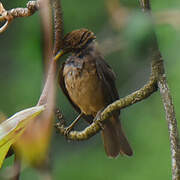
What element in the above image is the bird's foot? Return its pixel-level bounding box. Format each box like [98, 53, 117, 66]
[63, 125, 74, 137]
[54, 121, 65, 134]
[93, 109, 104, 130]
[54, 121, 72, 137]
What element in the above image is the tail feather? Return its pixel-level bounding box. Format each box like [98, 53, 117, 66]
[117, 122, 133, 156]
[101, 116, 133, 158]
[102, 121, 120, 158]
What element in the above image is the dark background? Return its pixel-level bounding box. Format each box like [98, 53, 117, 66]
[1, 0, 180, 179]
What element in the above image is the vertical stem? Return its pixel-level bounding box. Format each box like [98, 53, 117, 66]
[139, 0, 180, 179]
[11, 155, 21, 180]
[52, 0, 64, 55]
[158, 62, 180, 180]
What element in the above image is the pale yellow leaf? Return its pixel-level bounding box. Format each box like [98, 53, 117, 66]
[0, 105, 45, 168]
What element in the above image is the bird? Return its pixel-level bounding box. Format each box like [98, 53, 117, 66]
[57, 28, 133, 158]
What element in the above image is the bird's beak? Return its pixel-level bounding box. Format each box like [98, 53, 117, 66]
[54, 49, 65, 61]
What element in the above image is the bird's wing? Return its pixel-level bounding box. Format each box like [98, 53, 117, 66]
[58, 62, 93, 124]
[95, 56, 119, 104]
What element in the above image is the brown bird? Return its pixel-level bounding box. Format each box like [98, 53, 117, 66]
[58, 28, 133, 158]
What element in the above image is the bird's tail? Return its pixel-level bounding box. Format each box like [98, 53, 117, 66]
[101, 116, 133, 158]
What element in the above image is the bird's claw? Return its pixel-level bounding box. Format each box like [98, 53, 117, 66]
[64, 126, 73, 137]
[54, 121, 65, 134]
[55, 108, 64, 122]
[97, 121, 104, 130]
[93, 110, 104, 130]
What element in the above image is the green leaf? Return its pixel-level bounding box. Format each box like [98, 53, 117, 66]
[0, 105, 45, 168]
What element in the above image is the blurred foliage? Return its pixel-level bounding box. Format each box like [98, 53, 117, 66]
[0, 0, 180, 179]
[0, 105, 45, 168]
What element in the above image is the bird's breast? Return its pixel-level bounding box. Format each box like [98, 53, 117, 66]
[63, 58, 106, 116]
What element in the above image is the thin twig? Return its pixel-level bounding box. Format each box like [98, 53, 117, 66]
[0, 20, 10, 33]
[0, 1, 39, 33]
[0, 1, 39, 20]
[139, 1, 180, 180]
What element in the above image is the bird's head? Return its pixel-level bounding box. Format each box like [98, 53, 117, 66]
[55, 29, 96, 60]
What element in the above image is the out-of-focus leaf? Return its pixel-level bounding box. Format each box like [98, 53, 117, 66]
[14, 109, 54, 167]
[0, 105, 45, 168]
[0, 141, 11, 168]
[0, 112, 6, 123]
[14, 62, 56, 167]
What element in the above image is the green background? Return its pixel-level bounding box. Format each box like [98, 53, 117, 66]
[0, 0, 180, 179]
